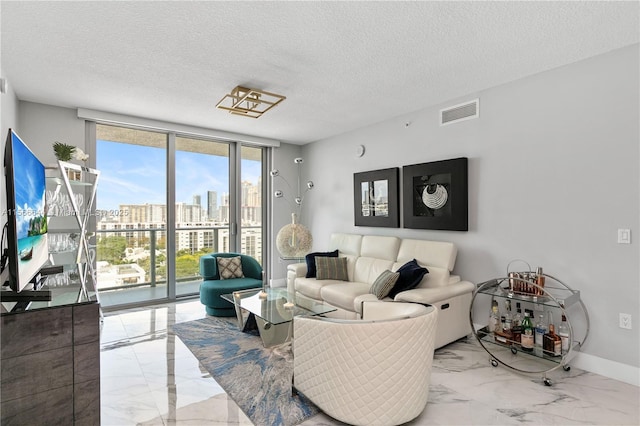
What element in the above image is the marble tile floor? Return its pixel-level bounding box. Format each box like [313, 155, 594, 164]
[101, 299, 639, 426]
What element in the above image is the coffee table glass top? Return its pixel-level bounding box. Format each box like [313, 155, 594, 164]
[221, 287, 336, 325]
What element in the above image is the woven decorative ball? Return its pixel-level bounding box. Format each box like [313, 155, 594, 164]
[276, 213, 313, 257]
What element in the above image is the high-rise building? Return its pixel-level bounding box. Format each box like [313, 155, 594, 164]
[119, 204, 166, 224]
[220, 193, 230, 223]
[207, 190, 218, 221]
[193, 195, 201, 206]
[176, 202, 201, 223]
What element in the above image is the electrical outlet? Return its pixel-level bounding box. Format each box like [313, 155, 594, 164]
[619, 313, 632, 329]
[617, 229, 631, 244]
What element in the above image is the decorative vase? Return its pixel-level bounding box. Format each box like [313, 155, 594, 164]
[276, 213, 312, 258]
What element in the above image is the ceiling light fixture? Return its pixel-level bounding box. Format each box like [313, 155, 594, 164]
[215, 86, 286, 118]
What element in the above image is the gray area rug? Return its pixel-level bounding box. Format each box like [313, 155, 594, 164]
[172, 316, 320, 426]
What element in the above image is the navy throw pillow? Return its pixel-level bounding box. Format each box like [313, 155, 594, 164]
[305, 250, 339, 278]
[388, 259, 429, 298]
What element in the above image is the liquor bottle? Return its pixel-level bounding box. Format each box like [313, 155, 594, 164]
[489, 300, 500, 333]
[495, 315, 513, 345]
[511, 304, 523, 344]
[558, 312, 570, 354]
[513, 303, 522, 326]
[503, 300, 512, 331]
[535, 266, 545, 296]
[543, 324, 562, 357]
[534, 313, 547, 356]
[521, 311, 534, 352]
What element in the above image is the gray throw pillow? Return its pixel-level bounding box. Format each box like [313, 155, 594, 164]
[217, 256, 244, 279]
[315, 256, 349, 281]
[305, 249, 339, 278]
[369, 270, 400, 299]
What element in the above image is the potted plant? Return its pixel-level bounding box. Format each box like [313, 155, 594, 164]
[52, 142, 89, 180]
[52, 142, 76, 161]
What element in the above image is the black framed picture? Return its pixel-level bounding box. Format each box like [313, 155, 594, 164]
[353, 167, 399, 228]
[402, 157, 468, 231]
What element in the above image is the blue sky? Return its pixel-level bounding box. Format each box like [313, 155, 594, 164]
[11, 131, 46, 238]
[97, 140, 261, 211]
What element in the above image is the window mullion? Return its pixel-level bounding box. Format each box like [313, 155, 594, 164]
[166, 133, 176, 299]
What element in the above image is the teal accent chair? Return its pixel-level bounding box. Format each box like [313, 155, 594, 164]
[199, 252, 263, 316]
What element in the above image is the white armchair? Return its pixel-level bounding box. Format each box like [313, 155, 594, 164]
[293, 302, 438, 426]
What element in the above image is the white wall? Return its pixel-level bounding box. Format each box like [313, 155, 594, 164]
[269, 142, 304, 283]
[16, 102, 86, 166]
[301, 45, 639, 370]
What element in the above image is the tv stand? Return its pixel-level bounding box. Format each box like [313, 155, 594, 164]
[1, 297, 100, 424]
[0, 288, 52, 312]
[1, 266, 9, 287]
[0, 263, 62, 308]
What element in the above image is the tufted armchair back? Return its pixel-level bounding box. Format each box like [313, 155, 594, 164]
[293, 302, 438, 426]
[199, 252, 262, 280]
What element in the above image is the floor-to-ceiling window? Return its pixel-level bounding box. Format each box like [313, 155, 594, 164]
[239, 145, 263, 260]
[93, 124, 265, 308]
[174, 136, 231, 297]
[95, 126, 168, 307]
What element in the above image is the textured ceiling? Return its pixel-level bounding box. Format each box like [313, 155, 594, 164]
[1, 1, 638, 144]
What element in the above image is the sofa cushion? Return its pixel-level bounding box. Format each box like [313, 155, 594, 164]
[217, 256, 244, 279]
[354, 293, 389, 315]
[316, 256, 349, 281]
[394, 281, 476, 304]
[321, 282, 371, 311]
[388, 259, 428, 298]
[396, 238, 457, 271]
[353, 257, 396, 284]
[416, 266, 451, 288]
[360, 235, 401, 261]
[305, 250, 339, 278]
[296, 277, 341, 300]
[369, 270, 400, 300]
[329, 233, 363, 257]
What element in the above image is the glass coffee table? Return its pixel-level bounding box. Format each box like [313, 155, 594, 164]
[221, 287, 336, 347]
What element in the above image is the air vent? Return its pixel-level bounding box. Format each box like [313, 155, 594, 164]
[440, 99, 479, 126]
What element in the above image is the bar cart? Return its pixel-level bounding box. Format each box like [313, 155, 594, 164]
[469, 263, 589, 386]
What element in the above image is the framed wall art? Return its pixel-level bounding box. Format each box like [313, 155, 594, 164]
[402, 157, 468, 231]
[353, 167, 399, 228]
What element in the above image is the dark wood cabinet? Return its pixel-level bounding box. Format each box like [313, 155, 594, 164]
[1, 302, 100, 425]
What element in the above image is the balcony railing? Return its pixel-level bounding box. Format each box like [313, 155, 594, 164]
[94, 225, 262, 292]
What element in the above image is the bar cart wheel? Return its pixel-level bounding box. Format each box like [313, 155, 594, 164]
[510, 345, 518, 355]
[543, 378, 553, 386]
[491, 359, 499, 367]
[563, 365, 571, 372]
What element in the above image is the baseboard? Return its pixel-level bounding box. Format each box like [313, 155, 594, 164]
[572, 352, 639, 387]
[469, 324, 638, 387]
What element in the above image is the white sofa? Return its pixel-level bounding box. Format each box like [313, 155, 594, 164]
[287, 233, 475, 349]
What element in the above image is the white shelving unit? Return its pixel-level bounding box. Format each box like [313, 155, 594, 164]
[46, 160, 101, 307]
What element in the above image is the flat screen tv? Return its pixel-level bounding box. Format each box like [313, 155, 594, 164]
[3, 129, 49, 292]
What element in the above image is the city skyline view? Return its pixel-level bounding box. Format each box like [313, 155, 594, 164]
[96, 139, 262, 213]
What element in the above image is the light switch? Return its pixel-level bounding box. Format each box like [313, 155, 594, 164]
[617, 229, 631, 244]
